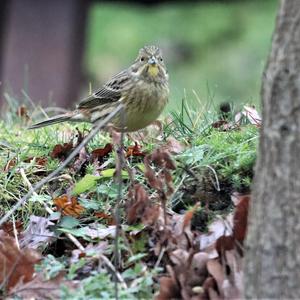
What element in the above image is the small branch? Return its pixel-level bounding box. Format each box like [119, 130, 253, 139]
[205, 165, 220, 191]
[154, 246, 166, 269]
[0, 105, 123, 227]
[99, 254, 127, 289]
[12, 215, 20, 250]
[114, 106, 125, 300]
[20, 168, 53, 214]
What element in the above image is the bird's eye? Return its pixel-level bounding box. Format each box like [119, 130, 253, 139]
[140, 57, 146, 62]
[159, 57, 163, 62]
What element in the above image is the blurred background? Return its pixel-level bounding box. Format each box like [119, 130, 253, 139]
[0, 0, 278, 112]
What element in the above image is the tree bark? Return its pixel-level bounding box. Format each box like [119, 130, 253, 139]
[245, 0, 300, 298]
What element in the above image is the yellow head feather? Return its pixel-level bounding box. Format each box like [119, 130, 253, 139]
[147, 65, 159, 77]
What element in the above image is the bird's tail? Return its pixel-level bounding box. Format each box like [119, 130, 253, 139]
[28, 111, 84, 129]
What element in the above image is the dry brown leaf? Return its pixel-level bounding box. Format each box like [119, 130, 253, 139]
[224, 250, 243, 298]
[126, 184, 160, 225]
[232, 195, 250, 244]
[126, 142, 145, 157]
[4, 158, 17, 172]
[54, 194, 85, 217]
[155, 276, 181, 300]
[94, 211, 115, 225]
[169, 249, 189, 266]
[50, 142, 74, 160]
[215, 235, 235, 258]
[182, 203, 200, 233]
[144, 163, 163, 191]
[202, 277, 219, 299]
[126, 184, 149, 224]
[0, 230, 41, 291]
[24, 156, 48, 167]
[91, 143, 113, 160]
[9, 272, 77, 299]
[207, 259, 225, 298]
[0, 220, 23, 237]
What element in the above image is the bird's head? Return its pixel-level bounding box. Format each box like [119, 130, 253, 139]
[132, 45, 168, 82]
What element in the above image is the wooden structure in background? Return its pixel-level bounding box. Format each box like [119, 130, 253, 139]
[0, 0, 87, 107]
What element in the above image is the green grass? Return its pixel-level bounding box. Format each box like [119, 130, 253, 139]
[0, 97, 258, 298]
[85, 0, 277, 110]
[0, 98, 258, 216]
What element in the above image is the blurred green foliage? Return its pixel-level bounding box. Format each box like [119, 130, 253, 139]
[85, 0, 277, 111]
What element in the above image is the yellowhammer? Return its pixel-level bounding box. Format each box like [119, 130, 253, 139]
[29, 45, 169, 132]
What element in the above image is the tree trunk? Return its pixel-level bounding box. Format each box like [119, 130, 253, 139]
[245, 0, 300, 298]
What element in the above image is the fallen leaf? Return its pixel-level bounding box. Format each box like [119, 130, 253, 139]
[0, 220, 23, 237]
[94, 212, 115, 225]
[169, 249, 189, 266]
[223, 250, 243, 299]
[50, 142, 73, 160]
[191, 252, 209, 279]
[207, 259, 225, 298]
[155, 276, 181, 300]
[182, 203, 200, 232]
[215, 235, 235, 257]
[4, 158, 17, 172]
[54, 195, 85, 217]
[235, 105, 261, 126]
[24, 156, 48, 167]
[242, 105, 261, 126]
[202, 277, 219, 300]
[91, 143, 113, 160]
[198, 217, 232, 251]
[0, 230, 41, 291]
[19, 215, 55, 249]
[83, 225, 117, 239]
[126, 184, 149, 224]
[144, 163, 163, 191]
[9, 271, 77, 299]
[126, 142, 145, 157]
[233, 195, 250, 244]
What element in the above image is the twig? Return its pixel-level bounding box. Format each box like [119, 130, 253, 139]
[12, 215, 20, 250]
[0, 105, 123, 226]
[20, 167, 52, 214]
[114, 106, 125, 300]
[20, 167, 85, 252]
[154, 246, 166, 269]
[205, 165, 220, 191]
[99, 254, 127, 289]
[66, 233, 85, 252]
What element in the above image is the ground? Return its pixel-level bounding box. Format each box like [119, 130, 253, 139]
[0, 101, 259, 299]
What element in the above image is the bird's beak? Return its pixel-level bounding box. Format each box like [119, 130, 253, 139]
[148, 57, 157, 65]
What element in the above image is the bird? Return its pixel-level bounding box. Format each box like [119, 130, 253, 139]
[29, 45, 169, 132]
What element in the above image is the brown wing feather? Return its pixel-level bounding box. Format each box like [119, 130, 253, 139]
[78, 70, 130, 109]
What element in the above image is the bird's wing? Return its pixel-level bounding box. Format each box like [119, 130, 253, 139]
[78, 70, 130, 109]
